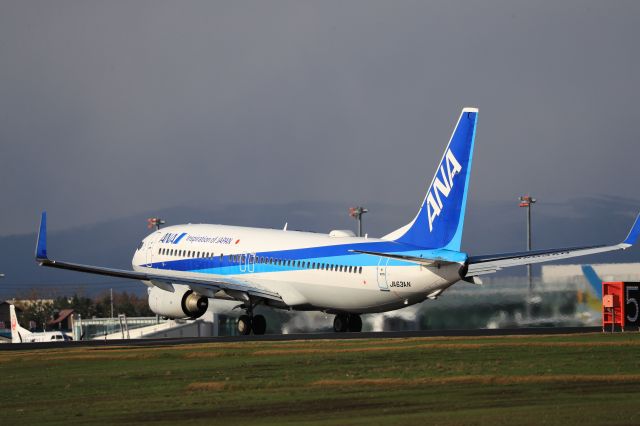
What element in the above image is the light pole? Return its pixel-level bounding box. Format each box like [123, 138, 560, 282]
[519, 195, 536, 318]
[349, 207, 368, 237]
[147, 217, 166, 230]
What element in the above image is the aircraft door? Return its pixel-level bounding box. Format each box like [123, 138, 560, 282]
[247, 253, 256, 273]
[145, 237, 156, 266]
[239, 254, 247, 272]
[376, 258, 389, 291]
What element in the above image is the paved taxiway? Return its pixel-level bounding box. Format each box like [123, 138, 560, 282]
[0, 326, 601, 351]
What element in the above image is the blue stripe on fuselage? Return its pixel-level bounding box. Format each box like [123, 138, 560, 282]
[142, 241, 468, 275]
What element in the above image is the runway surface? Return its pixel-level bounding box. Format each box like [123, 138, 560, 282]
[0, 326, 602, 351]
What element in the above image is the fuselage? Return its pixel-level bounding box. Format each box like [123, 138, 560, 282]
[132, 224, 468, 314]
[20, 330, 70, 343]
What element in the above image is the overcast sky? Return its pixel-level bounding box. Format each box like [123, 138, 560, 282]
[1, 1, 639, 237]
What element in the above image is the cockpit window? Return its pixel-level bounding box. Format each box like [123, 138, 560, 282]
[138, 241, 144, 250]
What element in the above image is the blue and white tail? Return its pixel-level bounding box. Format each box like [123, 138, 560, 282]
[580, 265, 603, 299]
[384, 108, 478, 250]
[10, 304, 29, 343]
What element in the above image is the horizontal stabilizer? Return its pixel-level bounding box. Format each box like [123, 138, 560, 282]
[466, 213, 640, 277]
[348, 249, 458, 267]
[463, 276, 483, 285]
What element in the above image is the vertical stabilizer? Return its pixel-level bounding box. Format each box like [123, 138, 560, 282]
[384, 108, 478, 249]
[9, 304, 28, 343]
[581, 265, 603, 299]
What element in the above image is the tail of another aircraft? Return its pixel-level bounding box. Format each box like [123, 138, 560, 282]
[581, 265, 603, 299]
[9, 304, 29, 343]
[580, 265, 604, 312]
[384, 108, 478, 249]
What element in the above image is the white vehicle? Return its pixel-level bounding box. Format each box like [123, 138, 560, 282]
[34, 108, 639, 334]
[9, 304, 71, 343]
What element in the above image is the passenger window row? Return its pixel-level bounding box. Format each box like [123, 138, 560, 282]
[156, 248, 362, 274]
[158, 248, 222, 260]
[229, 254, 363, 274]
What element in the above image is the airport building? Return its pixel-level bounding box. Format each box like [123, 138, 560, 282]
[73, 308, 237, 340]
[541, 263, 640, 284]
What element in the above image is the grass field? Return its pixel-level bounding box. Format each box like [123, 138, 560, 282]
[1, 332, 640, 425]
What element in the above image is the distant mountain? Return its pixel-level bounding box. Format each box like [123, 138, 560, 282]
[1, 196, 637, 299]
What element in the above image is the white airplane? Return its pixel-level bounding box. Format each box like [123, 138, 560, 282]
[9, 304, 71, 343]
[34, 108, 640, 335]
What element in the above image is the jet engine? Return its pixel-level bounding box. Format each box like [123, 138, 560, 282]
[148, 286, 209, 319]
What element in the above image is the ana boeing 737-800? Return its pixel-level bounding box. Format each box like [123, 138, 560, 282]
[34, 108, 640, 335]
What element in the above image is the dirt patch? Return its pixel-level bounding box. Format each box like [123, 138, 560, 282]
[186, 381, 227, 391]
[312, 378, 409, 387]
[44, 352, 159, 361]
[182, 351, 223, 359]
[310, 374, 640, 387]
[254, 340, 640, 356]
[253, 345, 412, 356]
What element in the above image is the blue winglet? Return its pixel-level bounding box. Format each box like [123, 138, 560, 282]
[35, 211, 48, 260]
[623, 213, 640, 246]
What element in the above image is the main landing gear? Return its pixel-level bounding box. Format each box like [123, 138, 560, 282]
[237, 314, 266, 335]
[236, 300, 267, 335]
[333, 313, 362, 332]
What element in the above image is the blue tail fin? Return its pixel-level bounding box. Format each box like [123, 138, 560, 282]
[580, 265, 603, 299]
[385, 108, 478, 249]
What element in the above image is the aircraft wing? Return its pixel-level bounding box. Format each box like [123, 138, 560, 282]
[466, 214, 640, 277]
[34, 212, 283, 303]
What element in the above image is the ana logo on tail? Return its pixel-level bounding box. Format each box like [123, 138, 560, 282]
[426, 148, 462, 231]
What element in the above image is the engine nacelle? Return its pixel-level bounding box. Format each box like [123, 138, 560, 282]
[148, 286, 209, 319]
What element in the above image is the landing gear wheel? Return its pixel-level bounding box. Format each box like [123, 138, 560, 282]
[252, 314, 267, 335]
[237, 315, 252, 335]
[347, 314, 362, 332]
[333, 314, 348, 332]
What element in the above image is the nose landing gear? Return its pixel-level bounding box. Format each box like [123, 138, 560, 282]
[333, 313, 362, 332]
